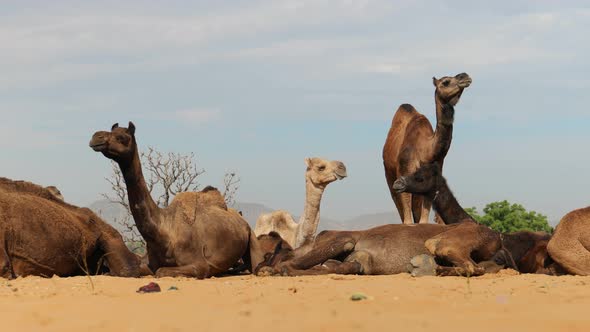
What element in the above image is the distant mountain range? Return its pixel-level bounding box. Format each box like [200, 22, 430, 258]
[88, 199, 402, 232]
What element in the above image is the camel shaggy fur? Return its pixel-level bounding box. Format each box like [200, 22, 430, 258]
[254, 158, 347, 248]
[0, 177, 141, 278]
[383, 73, 471, 224]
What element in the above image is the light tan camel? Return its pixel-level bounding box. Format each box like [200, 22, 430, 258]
[0, 177, 142, 278]
[254, 158, 347, 248]
[383, 73, 472, 224]
[547, 207, 590, 275]
[90, 122, 257, 278]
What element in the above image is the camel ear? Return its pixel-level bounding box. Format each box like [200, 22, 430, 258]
[304, 158, 312, 168]
[127, 121, 136, 136]
[432, 77, 438, 86]
[111, 123, 119, 131]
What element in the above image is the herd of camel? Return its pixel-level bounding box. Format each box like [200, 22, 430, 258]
[1, 72, 590, 280]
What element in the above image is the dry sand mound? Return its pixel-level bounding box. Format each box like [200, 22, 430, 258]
[1, 273, 589, 332]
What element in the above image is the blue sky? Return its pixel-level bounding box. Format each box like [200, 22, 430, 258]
[1, 1, 589, 224]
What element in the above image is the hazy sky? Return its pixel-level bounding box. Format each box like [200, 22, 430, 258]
[1, 1, 589, 225]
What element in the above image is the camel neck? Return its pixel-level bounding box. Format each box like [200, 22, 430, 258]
[118, 144, 161, 241]
[428, 180, 473, 224]
[431, 96, 454, 162]
[294, 179, 325, 247]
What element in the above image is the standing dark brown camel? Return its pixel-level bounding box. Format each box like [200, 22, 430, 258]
[0, 177, 142, 278]
[90, 122, 272, 278]
[383, 73, 472, 224]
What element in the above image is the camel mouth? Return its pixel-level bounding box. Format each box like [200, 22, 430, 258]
[458, 78, 472, 88]
[89, 143, 108, 152]
[335, 172, 347, 180]
[392, 178, 407, 193]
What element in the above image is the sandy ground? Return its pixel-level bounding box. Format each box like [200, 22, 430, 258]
[1, 271, 590, 332]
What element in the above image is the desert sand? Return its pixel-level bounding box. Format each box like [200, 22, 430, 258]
[1, 271, 589, 332]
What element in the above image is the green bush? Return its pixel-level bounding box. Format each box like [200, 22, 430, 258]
[466, 200, 552, 233]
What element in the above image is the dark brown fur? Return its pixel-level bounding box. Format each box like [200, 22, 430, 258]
[259, 222, 501, 277]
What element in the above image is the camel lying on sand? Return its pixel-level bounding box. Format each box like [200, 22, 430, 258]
[258, 164, 505, 277]
[260, 162, 555, 277]
[90, 122, 286, 278]
[0, 177, 142, 278]
[254, 158, 347, 248]
[383, 73, 472, 224]
[544, 207, 590, 275]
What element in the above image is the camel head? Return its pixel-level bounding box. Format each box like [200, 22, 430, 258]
[45, 186, 64, 201]
[433, 73, 472, 106]
[304, 157, 347, 189]
[253, 232, 294, 274]
[89, 122, 137, 162]
[392, 162, 442, 195]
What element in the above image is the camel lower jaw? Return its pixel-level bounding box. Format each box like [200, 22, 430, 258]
[90, 143, 107, 152]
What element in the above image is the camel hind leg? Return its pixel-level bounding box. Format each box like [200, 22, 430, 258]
[547, 238, 590, 276]
[423, 224, 499, 276]
[412, 195, 432, 224]
[0, 232, 15, 279]
[155, 262, 211, 279]
[385, 167, 411, 224]
[275, 232, 358, 276]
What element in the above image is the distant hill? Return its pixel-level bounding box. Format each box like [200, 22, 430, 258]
[88, 199, 403, 233]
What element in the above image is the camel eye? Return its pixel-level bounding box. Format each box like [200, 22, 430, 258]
[116, 135, 128, 144]
[443, 80, 450, 87]
[318, 166, 326, 172]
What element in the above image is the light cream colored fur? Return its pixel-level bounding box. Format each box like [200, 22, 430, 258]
[254, 157, 347, 248]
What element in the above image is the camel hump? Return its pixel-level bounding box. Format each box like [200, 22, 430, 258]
[201, 185, 219, 193]
[0, 177, 69, 206]
[174, 190, 228, 211]
[398, 104, 417, 113]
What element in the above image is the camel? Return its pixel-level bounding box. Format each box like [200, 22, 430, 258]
[258, 165, 504, 277]
[260, 162, 552, 277]
[254, 158, 347, 248]
[546, 207, 590, 275]
[393, 162, 558, 274]
[0, 177, 142, 278]
[90, 122, 283, 278]
[383, 73, 472, 224]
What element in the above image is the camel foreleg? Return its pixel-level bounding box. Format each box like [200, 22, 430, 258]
[274, 234, 358, 276]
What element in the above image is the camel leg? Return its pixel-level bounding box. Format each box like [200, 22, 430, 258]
[424, 226, 489, 277]
[417, 196, 432, 224]
[97, 234, 142, 277]
[547, 238, 590, 276]
[385, 168, 407, 223]
[411, 195, 422, 223]
[276, 235, 358, 275]
[399, 193, 414, 225]
[155, 261, 211, 279]
[0, 232, 15, 279]
[279, 261, 363, 276]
